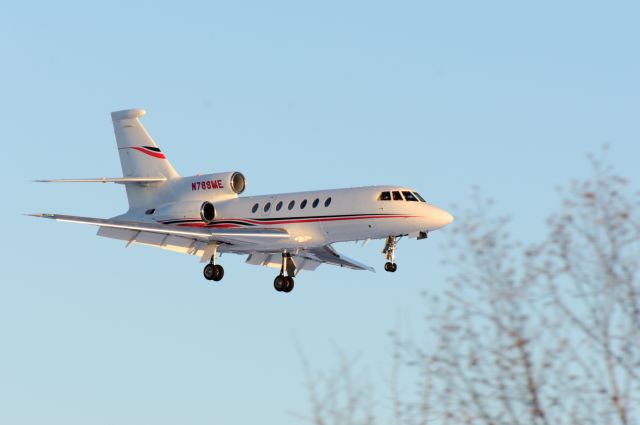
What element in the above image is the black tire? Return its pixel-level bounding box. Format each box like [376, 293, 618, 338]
[391, 263, 398, 273]
[212, 264, 224, 281]
[384, 262, 393, 272]
[203, 264, 215, 280]
[274, 275, 286, 292]
[283, 276, 295, 293]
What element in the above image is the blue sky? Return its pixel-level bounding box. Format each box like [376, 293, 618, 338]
[1, 1, 638, 424]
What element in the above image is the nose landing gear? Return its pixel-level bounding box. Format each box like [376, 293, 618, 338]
[274, 251, 295, 293]
[384, 261, 398, 273]
[382, 236, 400, 273]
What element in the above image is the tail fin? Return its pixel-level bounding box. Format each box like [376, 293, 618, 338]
[111, 109, 179, 210]
[111, 109, 179, 179]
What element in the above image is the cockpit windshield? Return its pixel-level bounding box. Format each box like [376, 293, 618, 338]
[402, 191, 418, 202]
[378, 190, 427, 202]
[413, 192, 426, 203]
[379, 191, 391, 201]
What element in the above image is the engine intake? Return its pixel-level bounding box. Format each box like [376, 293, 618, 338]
[200, 201, 216, 224]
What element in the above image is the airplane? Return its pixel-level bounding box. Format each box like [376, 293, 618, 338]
[31, 108, 454, 293]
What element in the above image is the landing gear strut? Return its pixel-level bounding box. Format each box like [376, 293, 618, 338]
[274, 251, 295, 293]
[382, 236, 400, 273]
[203, 255, 224, 281]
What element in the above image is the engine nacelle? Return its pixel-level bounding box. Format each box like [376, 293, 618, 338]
[153, 200, 216, 224]
[185, 171, 246, 196]
[199, 201, 216, 223]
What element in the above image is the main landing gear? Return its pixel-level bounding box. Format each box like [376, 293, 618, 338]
[201, 248, 296, 292]
[383, 236, 400, 273]
[274, 251, 295, 293]
[203, 255, 224, 282]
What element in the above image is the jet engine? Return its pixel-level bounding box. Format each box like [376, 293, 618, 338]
[153, 200, 217, 224]
[146, 171, 246, 222]
[199, 201, 216, 224]
[186, 171, 246, 196]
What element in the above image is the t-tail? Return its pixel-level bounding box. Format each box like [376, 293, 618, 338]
[111, 108, 179, 210]
[35, 109, 179, 212]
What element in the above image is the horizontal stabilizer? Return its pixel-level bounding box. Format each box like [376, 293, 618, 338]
[34, 177, 167, 184]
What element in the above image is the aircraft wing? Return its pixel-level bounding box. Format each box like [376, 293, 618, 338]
[30, 213, 289, 247]
[298, 245, 375, 272]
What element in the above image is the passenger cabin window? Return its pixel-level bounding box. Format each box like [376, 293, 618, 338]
[263, 202, 271, 212]
[325, 197, 332, 207]
[392, 191, 404, 201]
[312, 198, 319, 208]
[379, 191, 391, 201]
[300, 199, 308, 209]
[288, 200, 295, 210]
[276, 201, 283, 211]
[403, 191, 418, 202]
[413, 192, 426, 203]
[145, 208, 155, 215]
[252, 203, 259, 213]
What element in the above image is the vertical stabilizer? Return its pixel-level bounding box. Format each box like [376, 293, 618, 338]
[111, 109, 179, 179]
[111, 109, 179, 210]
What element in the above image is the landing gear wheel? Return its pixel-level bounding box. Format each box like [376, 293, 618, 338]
[211, 264, 224, 281]
[283, 276, 295, 293]
[384, 262, 398, 273]
[204, 263, 224, 281]
[204, 263, 216, 280]
[274, 275, 287, 292]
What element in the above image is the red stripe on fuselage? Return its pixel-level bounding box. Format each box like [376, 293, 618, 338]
[209, 223, 243, 228]
[130, 146, 166, 159]
[173, 214, 419, 228]
[172, 223, 243, 228]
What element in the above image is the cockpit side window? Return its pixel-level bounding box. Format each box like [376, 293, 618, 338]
[413, 192, 426, 203]
[379, 191, 391, 201]
[392, 191, 404, 201]
[403, 191, 418, 202]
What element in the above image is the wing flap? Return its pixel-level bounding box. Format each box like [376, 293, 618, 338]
[243, 245, 374, 273]
[246, 253, 280, 268]
[245, 253, 322, 274]
[96, 226, 137, 241]
[301, 245, 375, 272]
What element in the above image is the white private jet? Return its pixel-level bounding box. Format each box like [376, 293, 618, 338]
[32, 109, 453, 293]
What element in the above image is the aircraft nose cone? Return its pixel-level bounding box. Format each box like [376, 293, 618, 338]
[426, 206, 454, 229]
[435, 208, 454, 228]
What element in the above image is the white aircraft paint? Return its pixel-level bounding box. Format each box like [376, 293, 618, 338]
[32, 109, 453, 292]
